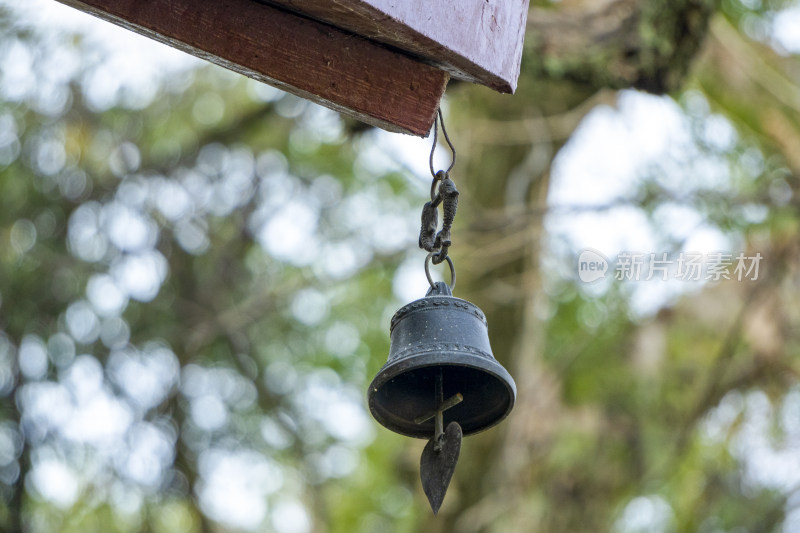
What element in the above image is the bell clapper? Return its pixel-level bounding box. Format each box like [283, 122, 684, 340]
[416, 368, 464, 514]
[414, 369, 463, 451]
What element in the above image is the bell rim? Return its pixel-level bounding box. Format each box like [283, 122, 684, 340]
[367, 350, 517, 439]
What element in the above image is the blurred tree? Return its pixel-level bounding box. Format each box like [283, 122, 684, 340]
[0, 1, 799, 533]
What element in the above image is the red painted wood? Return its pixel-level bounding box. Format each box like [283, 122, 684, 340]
[263, 0, 530, 93]
[55, 0, 450, 135]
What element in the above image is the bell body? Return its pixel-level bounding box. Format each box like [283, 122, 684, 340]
[368, 283, 516, 438]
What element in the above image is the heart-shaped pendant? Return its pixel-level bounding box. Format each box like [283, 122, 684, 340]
[420, 421, 462, 514]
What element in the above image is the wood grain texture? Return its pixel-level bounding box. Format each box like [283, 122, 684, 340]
[262, 0, 529, 93]
[55, 0, 450, 135]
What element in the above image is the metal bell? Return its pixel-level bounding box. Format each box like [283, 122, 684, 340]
[368, 280, 516, 439]
[368, 118, 516, 513]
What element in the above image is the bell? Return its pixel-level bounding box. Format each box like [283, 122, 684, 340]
[368, 280, 516, 439]
[368, 116, 516, 514]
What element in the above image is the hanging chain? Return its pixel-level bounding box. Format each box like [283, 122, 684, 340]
[419, 109, 459, 268]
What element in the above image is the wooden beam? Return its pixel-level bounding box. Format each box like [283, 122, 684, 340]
[262, 0, 530, 93]
[55, 0, 450, 136]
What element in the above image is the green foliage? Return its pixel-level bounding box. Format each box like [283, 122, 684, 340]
[1, 0, 800, 532]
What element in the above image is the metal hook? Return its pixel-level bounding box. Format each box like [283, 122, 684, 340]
[429, 108, 456, 179]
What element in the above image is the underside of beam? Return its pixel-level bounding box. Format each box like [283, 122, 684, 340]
[55, 0, 451, 136]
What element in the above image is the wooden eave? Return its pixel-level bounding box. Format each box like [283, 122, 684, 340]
[54, 0, 530, 136]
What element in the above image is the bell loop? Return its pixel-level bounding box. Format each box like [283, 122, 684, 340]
[425, 253, 456, 292]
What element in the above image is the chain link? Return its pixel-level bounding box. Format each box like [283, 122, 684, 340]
[419, 109, 459, 267]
